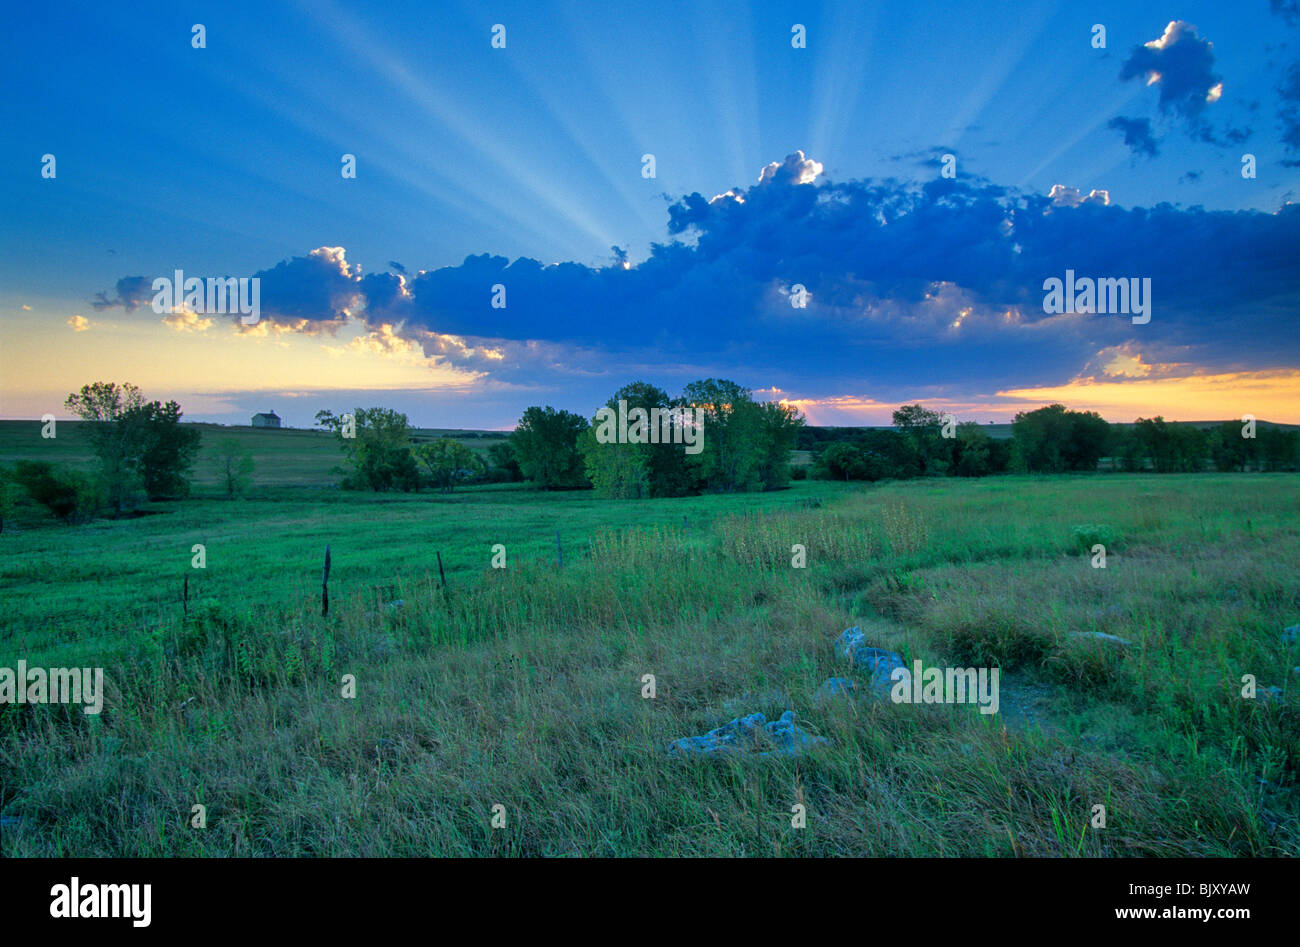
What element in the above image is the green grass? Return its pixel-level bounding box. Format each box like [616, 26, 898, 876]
[0, 459, 1297, 856]
[0, 419, 500, 491]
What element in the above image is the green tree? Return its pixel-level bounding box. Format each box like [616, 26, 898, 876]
[1110, 425, 1142, 472]
[1259, 426, 1299, 471]
[1132, 417, 1179, 473]
[511, 406, 590, 489]
[861, 428, 922, 480]
[892, 403, 951, 475]
[1207, 421, 1254, 471]
[64, 381, 144, 515]
[486, 440, 523, 482]
[579, 425, 651, 498]
[753, 400, 805, 490]
[64, 382, 201, 508]
[127, 400, 202, 499]
[414, 438, 480, 492]
[680, 378, 765, 492]
[815, 442, 869, 481]
[1011, 404, 1073, 473]
[215, 438, 255, 498]
[953, 422, 992, 477]
[315, 407, 420, 491]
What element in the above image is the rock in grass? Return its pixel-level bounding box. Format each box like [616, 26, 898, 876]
[1071, 631, 1131, 647]
[1282, 625, 1300, 645]
[835, 627, 869, 658]
[669, 711, 827, 758]
[834, 627, 906, 694]
[1257, 686, 1285, 703]
[816, 677, 859, 699]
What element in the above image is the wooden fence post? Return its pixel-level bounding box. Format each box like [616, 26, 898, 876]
[322, 545, 331, 617]
[436, 550, 449, 602]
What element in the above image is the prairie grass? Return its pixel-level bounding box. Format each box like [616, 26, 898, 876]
[1, 473, 1296, 856]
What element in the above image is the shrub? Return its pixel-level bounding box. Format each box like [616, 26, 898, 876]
[1072, 524, 1122, 553]
[10, 461, 101, 522]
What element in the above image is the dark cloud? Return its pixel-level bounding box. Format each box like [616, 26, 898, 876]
[1108, 116, 1160, 157]
[91, 275, 153, 312]
[248, 246, 359, 331]
[1119, 21, 1223, 121]
[388, 260, 407, 275]
[96, 159, 1300, 398]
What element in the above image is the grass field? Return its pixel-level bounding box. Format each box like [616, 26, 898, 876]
[1, 428, 1297, 856]
[0, 420, 504, 491]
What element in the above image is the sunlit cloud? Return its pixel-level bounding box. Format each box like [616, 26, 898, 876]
[162, 309, 214, 332]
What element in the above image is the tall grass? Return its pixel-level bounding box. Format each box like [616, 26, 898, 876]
[1, 474, 1296, 856]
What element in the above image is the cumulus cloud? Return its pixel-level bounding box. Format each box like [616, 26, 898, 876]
[758, 150, 823, 186]
[247, 246, 361, 332]
[1049, 185, 1111, 207]
[162, 309, 213, 332]
[96, 154, 1300, 405]
[67, 314, 90, 331]
[1120, 21, 1223, 120]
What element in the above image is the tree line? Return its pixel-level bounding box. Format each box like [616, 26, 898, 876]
[5, 381, 1293, 528]
[315, 378, 807, 498]
[810, 403, 1299, 481]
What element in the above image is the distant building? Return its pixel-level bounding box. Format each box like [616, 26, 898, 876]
[251, 411, 281, 429]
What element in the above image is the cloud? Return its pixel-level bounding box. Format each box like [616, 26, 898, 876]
[91, 275, 154, 312]
[67, 314, 90, 332]
[94, 154, 1300, 411]
[1119, 21, 1223, 120]
[246, 246, 361, 333]
[757, 150, 823, 186]
[1049, 185, 1111, 207]
[162, 309, 214, 332]
[1108, 116, 1159, 157]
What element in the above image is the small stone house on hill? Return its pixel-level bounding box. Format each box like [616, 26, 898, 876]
[251, 411, 281, 429]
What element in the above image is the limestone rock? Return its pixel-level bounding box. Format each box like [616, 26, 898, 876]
[1071, 631, 1131, 647]
[669, 710, 827, 758]
[834, 627, 905, 693]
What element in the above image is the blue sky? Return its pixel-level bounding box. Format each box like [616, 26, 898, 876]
[2, 0, 1298, 427]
